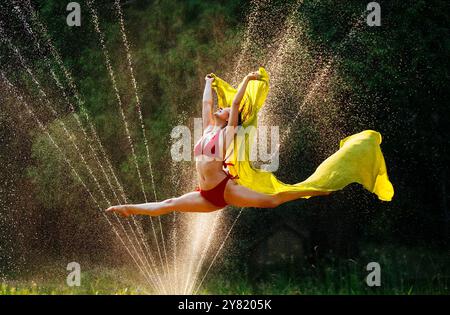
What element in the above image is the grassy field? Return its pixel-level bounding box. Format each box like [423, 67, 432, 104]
[1, 245, 449, 295]
[0, 266, 144, 295]
[2, 271, 448, 295]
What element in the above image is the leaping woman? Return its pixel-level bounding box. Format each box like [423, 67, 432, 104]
[106, 67, 394, 217]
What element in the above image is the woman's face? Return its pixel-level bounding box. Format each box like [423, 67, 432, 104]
[214, 107, 230, 122]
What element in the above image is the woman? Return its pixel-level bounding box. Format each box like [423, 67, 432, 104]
[106, 67, 394, 217]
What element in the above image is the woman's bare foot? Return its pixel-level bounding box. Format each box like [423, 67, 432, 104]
[105, 205, 133, 217]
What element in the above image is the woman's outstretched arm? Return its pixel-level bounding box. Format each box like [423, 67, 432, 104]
[202, 75, 215, 129]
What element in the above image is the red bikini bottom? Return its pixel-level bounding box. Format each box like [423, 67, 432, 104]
[195, 168, 239, 208]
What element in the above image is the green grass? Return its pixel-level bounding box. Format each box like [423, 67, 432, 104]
[200, 244, 450, 295]
[200, 269, 449, 295]
[1, 266, 145, 295]
[1, 245, 449, 295]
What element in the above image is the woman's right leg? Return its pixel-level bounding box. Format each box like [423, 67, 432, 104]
[106, 191, 221, 217]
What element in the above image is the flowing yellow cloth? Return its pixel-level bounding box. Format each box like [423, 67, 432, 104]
[210, 67, 394, 201]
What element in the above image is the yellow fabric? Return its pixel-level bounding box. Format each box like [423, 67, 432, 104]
[210, 67, 394, 201]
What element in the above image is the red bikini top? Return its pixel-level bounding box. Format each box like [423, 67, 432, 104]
[194, 129, 222, 158]
[194, 128, 240, 181]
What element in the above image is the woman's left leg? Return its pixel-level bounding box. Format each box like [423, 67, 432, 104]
[224, 180, 278, 208]
[224, 180, 330, 208]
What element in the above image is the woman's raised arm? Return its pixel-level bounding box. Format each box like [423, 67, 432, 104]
[227, 71, 259, 128]
[202, 75, 214, 130]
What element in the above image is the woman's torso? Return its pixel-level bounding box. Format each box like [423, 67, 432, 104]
[194, 126, 230, 190]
